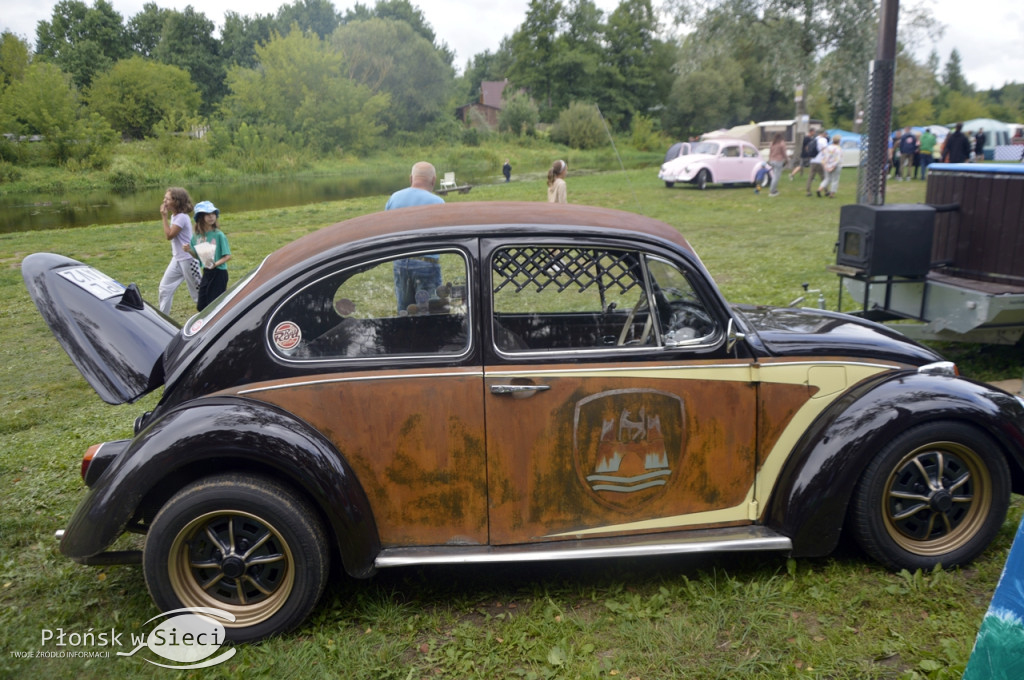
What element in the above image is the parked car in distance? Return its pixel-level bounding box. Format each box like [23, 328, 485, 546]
[664, 141, 691, 163]
[22, 202, 1024, 642]
[840, 137, 862, 167]
[659, 138, 770, 190]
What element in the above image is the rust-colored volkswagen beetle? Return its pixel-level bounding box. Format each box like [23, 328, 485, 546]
[23, 202, 1024, 642]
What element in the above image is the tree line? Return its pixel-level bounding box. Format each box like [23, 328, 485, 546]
[0, 0, 1020, 173]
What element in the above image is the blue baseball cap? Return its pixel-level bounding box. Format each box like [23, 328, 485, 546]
[194, 200, 219, 217]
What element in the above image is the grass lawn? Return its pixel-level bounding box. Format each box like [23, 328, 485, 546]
[1, 166, 1021, 679]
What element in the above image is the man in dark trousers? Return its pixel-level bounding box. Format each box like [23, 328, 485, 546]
[942, 123, 972, 164]
[898, 127, 917, 180]
[973, 128, 986, 161]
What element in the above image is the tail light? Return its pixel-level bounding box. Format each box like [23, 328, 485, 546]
[81, 443, 102, 480]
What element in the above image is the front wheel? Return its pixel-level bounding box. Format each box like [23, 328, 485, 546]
[695, 169, 710, 190]
[664, 181, 674, 188]
[849, 422, 1010, 571]
[143, 473, 330, 642]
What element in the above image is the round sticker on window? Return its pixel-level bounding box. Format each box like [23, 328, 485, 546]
[273, 321, 302, 351]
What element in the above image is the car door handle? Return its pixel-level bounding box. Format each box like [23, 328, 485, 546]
[490, 384, 551, 395]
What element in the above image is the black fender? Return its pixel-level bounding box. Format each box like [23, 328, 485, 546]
[766, 372, 1024, 557]
[60, 396, 380, 578]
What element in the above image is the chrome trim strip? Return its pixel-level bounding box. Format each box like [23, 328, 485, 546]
[374, 528, 792, 568]
[238, 370, 484, 395]
[239, 358, 901, 395]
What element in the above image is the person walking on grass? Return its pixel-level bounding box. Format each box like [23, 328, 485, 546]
[805, 130, 828, 197]
[547, 160, 568, 203]
[768, 133, 787, 197]
[157, 186, 199, 315]
[898, 127, 917, 180]
[818, 135, 843, 198]
[791, 130, 817, 181]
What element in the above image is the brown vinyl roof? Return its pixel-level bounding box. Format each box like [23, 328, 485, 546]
[237, 202, 694, 300]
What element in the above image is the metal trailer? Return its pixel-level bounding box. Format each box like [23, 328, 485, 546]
[830, 163, 1024, 344]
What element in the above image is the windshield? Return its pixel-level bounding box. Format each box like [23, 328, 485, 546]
[691, 142, 719, 155]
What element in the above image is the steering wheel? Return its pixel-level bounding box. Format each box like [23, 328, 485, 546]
[617, 293, 653, 346]
[663, 302, 715, 343]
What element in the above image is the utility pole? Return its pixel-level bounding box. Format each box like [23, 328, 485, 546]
[793, 83, 809, 170]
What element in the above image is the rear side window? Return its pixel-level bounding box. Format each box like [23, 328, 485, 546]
[269, 250, 470, 361]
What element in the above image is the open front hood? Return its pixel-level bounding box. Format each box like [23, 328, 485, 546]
[22, 253, 179, 404]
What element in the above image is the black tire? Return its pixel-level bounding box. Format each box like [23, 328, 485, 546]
[849, 422, 1010, 571]
[696, 169, 710, 190]
[664, 181, 674, 188]
[758, 169, 772, 188]
[143, 473, 330, 642]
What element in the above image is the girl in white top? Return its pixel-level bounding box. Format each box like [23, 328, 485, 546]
[818, 136, 843, 198]
[157, 186, 199, 314]
[547, 160, 568, 203]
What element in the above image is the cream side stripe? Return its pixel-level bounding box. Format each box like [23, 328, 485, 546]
[545, 489, 755, 537]
[237, 370, 484, 394]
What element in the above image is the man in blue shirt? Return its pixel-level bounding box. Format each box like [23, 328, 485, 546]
[385, 162, 445, 313]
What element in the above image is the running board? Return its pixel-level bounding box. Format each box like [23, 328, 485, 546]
[375, 525, 791, 568]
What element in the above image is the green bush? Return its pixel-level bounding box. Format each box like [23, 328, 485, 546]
[549, 101, 609, 150]
[499, 90, 539, 137]
[630, 115, 668, 152]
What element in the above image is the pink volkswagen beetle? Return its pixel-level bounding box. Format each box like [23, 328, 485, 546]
[659, 138, 770, 190]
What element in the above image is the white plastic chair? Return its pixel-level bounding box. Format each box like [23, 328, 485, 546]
[439, 172, 457, 191]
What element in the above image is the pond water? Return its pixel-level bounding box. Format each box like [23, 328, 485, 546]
[0, 171, 487, 233]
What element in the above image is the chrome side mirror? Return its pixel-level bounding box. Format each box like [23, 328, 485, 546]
[726, 318, 745, 353]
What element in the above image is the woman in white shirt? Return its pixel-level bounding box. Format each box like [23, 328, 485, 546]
[157, 186, 199, 314]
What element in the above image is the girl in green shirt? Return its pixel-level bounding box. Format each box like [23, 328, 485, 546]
[186, 200, 232, 311]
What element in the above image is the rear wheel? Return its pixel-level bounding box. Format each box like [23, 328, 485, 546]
[696, 169, 710, 190]
[849, 423, 1009, 571]
[664, 181, 674, 188]
[143, 473, 329, 642]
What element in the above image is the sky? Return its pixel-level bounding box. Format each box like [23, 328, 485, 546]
[1, 0, 1021, 91]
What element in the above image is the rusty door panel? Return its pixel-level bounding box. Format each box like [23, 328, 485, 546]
[484, 365, 757, 544]
[243, 369, 487, 547]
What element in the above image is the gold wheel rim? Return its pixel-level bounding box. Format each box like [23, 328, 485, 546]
[167, 510, 295, 628]
[882, 441, 991, 557]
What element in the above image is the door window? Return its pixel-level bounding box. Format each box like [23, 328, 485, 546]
[490, 246, 718, 353]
